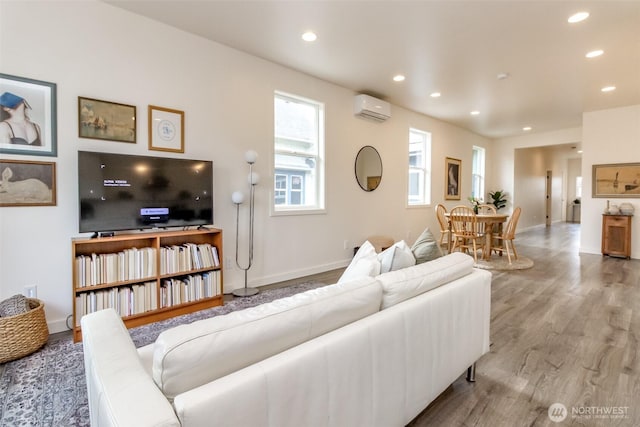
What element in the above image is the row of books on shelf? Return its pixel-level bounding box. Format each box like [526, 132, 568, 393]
[75, 247, 157, 287]
[74, 243, 221, 287]
[75, 281, 158, 326]
[160, 271, 221, 308]
[75, 271, 222, 326]
[160, 243, 220, 275]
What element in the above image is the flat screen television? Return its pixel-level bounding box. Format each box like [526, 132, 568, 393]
[78, 151, 213, 233]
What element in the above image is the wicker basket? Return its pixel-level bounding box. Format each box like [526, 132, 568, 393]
[0, 298, 49, 364]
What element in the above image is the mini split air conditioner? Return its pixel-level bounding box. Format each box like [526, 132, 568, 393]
[354, 94, 391, 122]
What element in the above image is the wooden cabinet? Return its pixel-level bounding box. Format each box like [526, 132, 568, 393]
[72, 228, 223, 342]
[601, 215, 632, 259]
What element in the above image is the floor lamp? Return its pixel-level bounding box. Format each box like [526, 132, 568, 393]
[231, 150, 260, 297]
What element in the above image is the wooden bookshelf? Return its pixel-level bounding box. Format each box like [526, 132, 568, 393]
[72, 228, 223, 342]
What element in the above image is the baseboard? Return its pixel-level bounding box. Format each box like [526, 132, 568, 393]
[232, 259, 350, 291]
[47, 318, 72, 335]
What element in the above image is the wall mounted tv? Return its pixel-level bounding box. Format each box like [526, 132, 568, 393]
[78, 151, 213, 234]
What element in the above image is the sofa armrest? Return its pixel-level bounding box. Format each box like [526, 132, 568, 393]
[81, 309, 180, 427]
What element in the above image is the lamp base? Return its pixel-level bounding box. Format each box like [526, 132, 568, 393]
[232, 287, 259, 297]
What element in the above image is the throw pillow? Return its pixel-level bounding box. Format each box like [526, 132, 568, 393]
[338, 240, 381, 283]
[411, 228, 443, 264]
[0, 294, 29, 317]
[378, 240, 416, 273]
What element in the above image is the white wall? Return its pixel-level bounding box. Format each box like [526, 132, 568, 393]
[580, 105, 640, 257]
[0, 1, 491, 332]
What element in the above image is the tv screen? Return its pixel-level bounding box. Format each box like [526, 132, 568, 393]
[78, 151, 213, 233]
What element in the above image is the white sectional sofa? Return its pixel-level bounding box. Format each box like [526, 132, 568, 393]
[81, 252, 491, 427]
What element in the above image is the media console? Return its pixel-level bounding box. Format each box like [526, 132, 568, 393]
[71, 228, 223, 342]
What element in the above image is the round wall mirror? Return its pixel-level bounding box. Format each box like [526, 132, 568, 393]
[355, 145, 383, 191]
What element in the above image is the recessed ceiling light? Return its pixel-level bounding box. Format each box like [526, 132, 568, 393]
[523, 126, 532, 131]
[577, 150, 583, 154]
[601, 86, 616, 92]
[568, 11, 589, 23]
[586, 50, 604, 58]
[497, 72, 510, 80]
[470, 111, 480, 116]
[393, 75, 405, 82]
[301, 31, 317, 42]
[430, 92, 441, 98]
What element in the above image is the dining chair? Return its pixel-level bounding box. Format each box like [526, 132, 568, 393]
[449, 205, 485, 263]
[435, 204, 450, 247]
[492, 206, 522, 264]
[477, 204, 497, 214]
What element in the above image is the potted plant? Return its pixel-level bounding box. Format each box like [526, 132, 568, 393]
[467, 196, 482, 214]
[488, 190, 507, 211]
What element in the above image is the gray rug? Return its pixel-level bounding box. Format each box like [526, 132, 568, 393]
[0, 281, 326, 427]
[474, 255, 534, 271]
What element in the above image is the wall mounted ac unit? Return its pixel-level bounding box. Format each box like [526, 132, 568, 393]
[354, 94, 391, 122]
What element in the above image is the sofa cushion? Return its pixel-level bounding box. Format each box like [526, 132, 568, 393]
[152, 276, 382, 399]
[411, 228, 443, 264]
[378, 240, 416, 273]
[337, 240, 380, 283]
[377, 252, 474, 309]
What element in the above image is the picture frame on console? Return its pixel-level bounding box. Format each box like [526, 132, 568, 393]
[592, 163, 640, 198]
[78, 97, 136, 143]
[0, 159, 56, 207]
[445, 157, 461, 200]
[148, 105, 184, 153]
[0, 73, 57, 157]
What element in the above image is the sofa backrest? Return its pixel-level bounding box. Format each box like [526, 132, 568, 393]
[152, 276, 382, 398]
[377, 252, 474, 309]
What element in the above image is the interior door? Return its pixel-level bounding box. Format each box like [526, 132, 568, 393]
[546, 170, 552, 226]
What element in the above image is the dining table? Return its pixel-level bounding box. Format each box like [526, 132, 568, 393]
[444, 212, 509, 260]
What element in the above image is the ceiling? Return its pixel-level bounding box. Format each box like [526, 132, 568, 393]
[106, 1, 640, 139]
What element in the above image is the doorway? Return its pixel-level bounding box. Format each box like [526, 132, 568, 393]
[546, 170, 552, 227]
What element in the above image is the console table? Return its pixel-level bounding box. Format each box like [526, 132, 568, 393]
[601, 214, 632, 259]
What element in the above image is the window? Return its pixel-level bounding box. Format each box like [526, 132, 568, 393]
[575, 176, 582, 198]
[273, 92, 325, 213]
[408, 128, 431, 206]
[471, 146, 486, 200]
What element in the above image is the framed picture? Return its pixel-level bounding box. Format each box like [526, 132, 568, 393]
[0, 159, 56, 207]
[0, 73, 57, 157]
[592, 163, 640, 198]
[78, 97, 136, 143]
[445, 157, 461, 200]
[148, 105, 184, 153]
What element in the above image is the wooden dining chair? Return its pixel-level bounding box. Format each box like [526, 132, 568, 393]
[492, 206, 522, 264]
[435, 204, 450, 247]
[477, 204, 497, 214]
[449, 205, 485, 263]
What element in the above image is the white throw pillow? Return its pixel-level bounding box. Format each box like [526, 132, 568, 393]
[378, 240, 416, 273]
[411, 228, 443, 264]
[338, 241, 381, 284]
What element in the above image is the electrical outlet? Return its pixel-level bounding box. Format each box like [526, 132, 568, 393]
[225, 257, 233, 270]
[24, 285, 37, 298]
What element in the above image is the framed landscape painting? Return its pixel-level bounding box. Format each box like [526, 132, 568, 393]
[445, 157, 461, 200]
[0, 73, 57, 157]
[0, 159, 56, 207]
[592, 163, 640, 198]
[78, 97, 136, 143]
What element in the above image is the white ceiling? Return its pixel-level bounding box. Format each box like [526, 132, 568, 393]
[106, 1, 640, 139]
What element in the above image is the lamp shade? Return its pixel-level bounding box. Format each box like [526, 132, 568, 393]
[245, 150, 258, 164]
[231, 191, 245, 204]
[248, 171, 260, 185]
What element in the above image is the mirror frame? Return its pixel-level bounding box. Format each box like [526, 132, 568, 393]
[354, 145, 383, 192]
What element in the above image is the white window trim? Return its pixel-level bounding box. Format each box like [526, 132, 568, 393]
[407, 128, 431, 207]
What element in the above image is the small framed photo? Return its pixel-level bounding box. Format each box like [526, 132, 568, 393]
[0, 159, 56, 207]
[0, 73, 57, 157]
[592, 163, 640, 198]
[148, 105, 184, 153]
[445, 157, 461, 200]
[78, 97, 136, 143]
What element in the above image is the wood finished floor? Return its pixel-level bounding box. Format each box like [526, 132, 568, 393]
[408, 222, 640, 427]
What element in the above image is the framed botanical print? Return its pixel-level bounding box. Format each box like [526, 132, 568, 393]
[148, 105, 184, 153]
[0, 73, 57, 157]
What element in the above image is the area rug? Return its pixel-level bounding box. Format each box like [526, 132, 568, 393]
[0, 281, 326, 427]
[474, 255, 534, 271]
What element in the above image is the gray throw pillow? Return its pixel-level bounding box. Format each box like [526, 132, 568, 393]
[411, 228, 443, 264]
[0, 294, 30, 317]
